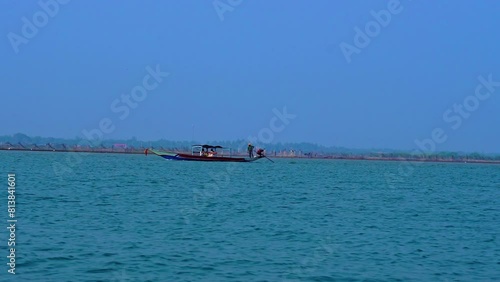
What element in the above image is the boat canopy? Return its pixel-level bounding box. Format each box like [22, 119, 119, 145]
[192, 144, 224, 149]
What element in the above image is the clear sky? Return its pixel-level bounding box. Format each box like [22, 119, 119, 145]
[1, 1, 499, 153]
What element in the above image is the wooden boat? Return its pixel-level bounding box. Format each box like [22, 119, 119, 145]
[147, 144, 265, 162]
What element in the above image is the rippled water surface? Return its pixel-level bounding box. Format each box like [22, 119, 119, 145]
[0, 151, 499, 281]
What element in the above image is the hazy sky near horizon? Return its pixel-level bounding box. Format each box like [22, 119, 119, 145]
[1, 1, 499, 152]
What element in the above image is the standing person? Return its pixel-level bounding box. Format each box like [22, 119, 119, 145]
[247, 143, 255, 158]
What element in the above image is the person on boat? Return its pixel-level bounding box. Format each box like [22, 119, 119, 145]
[256, 148, 264, 157]
[247, 143, 255, 158]
[208, 148, 217, 157]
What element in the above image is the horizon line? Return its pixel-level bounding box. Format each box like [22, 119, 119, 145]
[0, 133, 498, 155]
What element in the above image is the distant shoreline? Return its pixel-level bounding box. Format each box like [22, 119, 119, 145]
[2, 147, 499, 165]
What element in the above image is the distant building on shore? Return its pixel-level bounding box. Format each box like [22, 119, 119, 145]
[113, 144, 127, 149]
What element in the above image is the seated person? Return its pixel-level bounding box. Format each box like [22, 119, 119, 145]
[208, 149, 217, 157]
[256, 148, 264, 157]
[200, 148, 208, 157]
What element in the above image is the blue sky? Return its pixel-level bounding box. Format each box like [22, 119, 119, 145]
[1, 0, 499, 153]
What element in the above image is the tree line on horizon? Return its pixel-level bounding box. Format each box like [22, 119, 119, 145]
[1, 133, 499, 161]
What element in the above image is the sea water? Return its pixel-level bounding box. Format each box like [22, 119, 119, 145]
[0, 151, 498, 281]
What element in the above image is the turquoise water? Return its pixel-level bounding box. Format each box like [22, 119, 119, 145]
[0, 151, 498, 281]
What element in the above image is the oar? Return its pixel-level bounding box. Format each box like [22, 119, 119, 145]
[263, 155, 274, 163]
